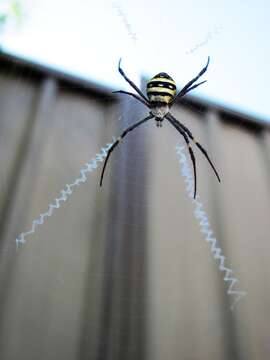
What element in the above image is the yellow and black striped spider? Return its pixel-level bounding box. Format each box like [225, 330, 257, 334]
[100, 58, 220, 198]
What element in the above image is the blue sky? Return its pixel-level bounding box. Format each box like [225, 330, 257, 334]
[1, 0, 269, 121]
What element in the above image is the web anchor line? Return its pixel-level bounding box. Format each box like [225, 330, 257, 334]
[176, 144, 247, 310]
[15, 140, 114, 249]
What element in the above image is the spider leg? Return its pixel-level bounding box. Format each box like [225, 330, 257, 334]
[100, 114, 154, 186]
[170, 57, 210, 105]
[167, 113, 221, 182]
[118, 58, 149, 103]
[177, 80, 207, 98]
[113, 90, 150, 108]
[166, 115, 197, 198]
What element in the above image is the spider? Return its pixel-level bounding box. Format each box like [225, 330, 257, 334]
[100, 58, 220, 198]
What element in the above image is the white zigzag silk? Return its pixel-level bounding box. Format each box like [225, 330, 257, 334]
[176, 144, 246, 310]
[16, 141, 114, 248]
[15, 138, 246, 310]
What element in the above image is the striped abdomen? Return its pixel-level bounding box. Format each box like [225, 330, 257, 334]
[146, 72, 176, 105]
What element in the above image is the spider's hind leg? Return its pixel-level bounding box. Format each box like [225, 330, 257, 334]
[166, 116, 198, 198]
[113, 90, 150, 107]
[167, 113, 221, 183]
[100, 114, 154, 186]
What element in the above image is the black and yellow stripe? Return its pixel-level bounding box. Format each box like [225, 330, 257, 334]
[147, 72, 176, 104]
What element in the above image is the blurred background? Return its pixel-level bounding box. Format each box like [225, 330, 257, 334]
[0, 0, 269, 359]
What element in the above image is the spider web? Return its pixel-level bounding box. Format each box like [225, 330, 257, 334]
[2, 2, 269, 360]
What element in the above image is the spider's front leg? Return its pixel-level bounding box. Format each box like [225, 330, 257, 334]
[170, 57, 210, 105]
[117, 58, 149, 103]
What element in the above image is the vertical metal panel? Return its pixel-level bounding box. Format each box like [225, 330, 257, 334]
[261, 130, 270, 189]
[0, 77, 57, 246]
[21, 89, 109, 360]
[0, 76, 58, 359]
[0, 78, 111, 360]
[0, 75, 38, 243]
[146, 104, 227, 360]
[213, 119, 270, 360]
[205, 109, 242, 360]
[96, 89, 149, 360]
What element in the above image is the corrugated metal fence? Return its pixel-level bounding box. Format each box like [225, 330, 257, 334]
[0, 53, 269, 360]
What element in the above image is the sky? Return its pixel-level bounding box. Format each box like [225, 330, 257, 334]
[0, 0, 269, 121]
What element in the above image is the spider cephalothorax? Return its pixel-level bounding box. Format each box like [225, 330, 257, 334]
[100, 57, 220, 198]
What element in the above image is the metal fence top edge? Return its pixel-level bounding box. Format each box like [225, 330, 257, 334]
[0, 50, 116, 102]
[0, 50, 269, 132]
